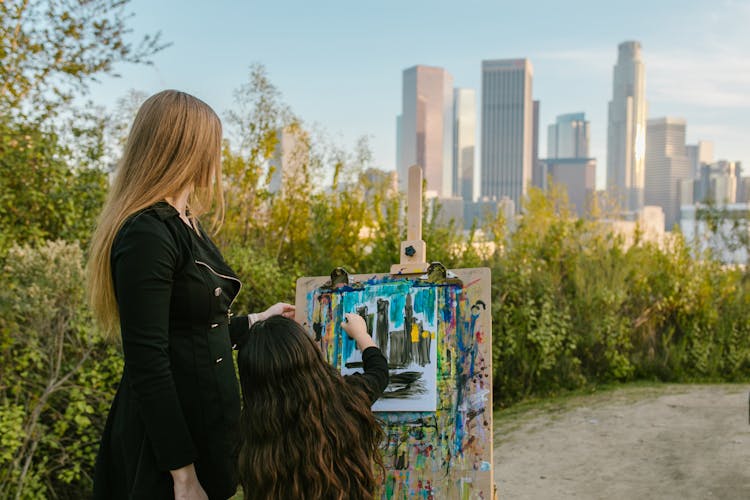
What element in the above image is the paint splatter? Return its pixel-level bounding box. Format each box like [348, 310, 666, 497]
[305, 270, 492, 499]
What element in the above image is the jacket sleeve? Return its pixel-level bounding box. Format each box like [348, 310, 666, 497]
[229, 315, 251, 349]
[112, 214, 198, 471]
[344, 346, 389, 404]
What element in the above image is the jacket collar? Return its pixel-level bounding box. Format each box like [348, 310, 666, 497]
[152, 200, 180, 220]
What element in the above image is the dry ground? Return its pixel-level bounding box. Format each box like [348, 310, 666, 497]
[494, 384, 750, 500]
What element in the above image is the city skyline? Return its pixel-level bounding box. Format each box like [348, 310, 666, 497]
[85, 0, 750, 190]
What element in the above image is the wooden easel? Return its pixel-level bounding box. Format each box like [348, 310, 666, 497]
[388, 164, 499, 500]
[295, 163, 496, 499]
[390, 165, 429, 275]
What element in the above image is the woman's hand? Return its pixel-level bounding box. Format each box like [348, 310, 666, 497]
[260, 302, 295, 320]
[248, 303, 295, 329]
[171, 464, 208, 500]
[341, 313, 376, 351]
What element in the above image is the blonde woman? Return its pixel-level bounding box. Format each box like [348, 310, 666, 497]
[87, 90, 294, 500]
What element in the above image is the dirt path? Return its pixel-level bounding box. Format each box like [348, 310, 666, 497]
[493, 384, 750, 499]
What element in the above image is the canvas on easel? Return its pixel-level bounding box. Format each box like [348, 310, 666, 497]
[337, 279, 439, 412]
[295, 166, 494, 499]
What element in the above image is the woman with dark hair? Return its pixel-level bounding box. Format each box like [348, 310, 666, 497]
[236, 313, 389, 500]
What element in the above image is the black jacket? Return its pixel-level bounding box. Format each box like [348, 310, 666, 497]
[93, 201, 250, 500]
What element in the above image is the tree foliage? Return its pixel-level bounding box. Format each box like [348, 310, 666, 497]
[0, 241, 121, 499]
[490, 186, 750, 407]
[0, 0, 167, 116]
[0, 117, 108, 253]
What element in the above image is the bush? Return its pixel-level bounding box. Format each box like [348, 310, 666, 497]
[0, 241, 121, 499]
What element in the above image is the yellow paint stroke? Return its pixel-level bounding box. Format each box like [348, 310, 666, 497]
[410, 323, 419, 343]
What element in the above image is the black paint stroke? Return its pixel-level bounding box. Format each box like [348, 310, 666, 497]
[388, 329, 409, 369]
[376, 298, 389, 353]
[382, 371, 426, 399]
[415, 320, 431, 367]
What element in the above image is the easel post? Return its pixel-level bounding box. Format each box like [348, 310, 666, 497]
[390, 165, 429, 275]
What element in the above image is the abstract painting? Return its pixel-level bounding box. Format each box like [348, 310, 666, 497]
[339, 281, 438, 412]
[297, 268, 493, 500]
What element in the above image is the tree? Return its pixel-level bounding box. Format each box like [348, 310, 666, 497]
[0, 117, 108, 253]
[0, 0, 167, 117]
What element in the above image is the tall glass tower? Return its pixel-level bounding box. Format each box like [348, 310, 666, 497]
[607, 41, 647, 215]
[480, 59, 534, 208]
[398, 65, 454, 197]
[547, 112, 590, 159]
[453, 88, 477, 201]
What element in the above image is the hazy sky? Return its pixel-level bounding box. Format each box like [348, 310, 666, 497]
[88, 0, 750, 188]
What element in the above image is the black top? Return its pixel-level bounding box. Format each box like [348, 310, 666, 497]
[93, 202, 251, 500]
[346, 346, 389, 403]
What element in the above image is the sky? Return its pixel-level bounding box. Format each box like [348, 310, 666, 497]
[88, 0, 750, 189]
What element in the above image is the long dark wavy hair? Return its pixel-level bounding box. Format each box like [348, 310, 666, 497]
[236, 315, 385, 500]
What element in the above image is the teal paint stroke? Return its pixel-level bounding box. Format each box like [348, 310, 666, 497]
[414, 287, 436, 326]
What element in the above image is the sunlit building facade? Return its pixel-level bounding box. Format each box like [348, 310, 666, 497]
[548, 112, 590, 159]
[645, 117, 690, 230]
[453, 88, 477, 201]
[607, 41, 647, 215]
[480, 58, 534, 209]
[398, 65, 454, 197]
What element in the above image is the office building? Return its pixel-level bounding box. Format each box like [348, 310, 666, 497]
[398, 65, 454, 197]
[541, 158, 597, 217]
[548, 112, 590, 159]
[686, 140, 713, 179]
[542, 112, 594, 217]
[607, 41, 647, 214]
[480, 58, 534, 209]
[532, 100, 543, 189]
[698, 160, 741, 204]
[644, 117, 690, 229]
[453, 88, 477, 201]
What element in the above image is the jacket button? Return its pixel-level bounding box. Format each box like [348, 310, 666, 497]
[215, 357, 223, 364]
[214, 287, 222, 296]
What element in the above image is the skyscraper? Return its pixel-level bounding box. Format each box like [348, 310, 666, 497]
[699, 160, 740, 204]
[644, 117, 690, 229]
[686, 140, 714, 179]
[452, 88, 477, 201]
[398, 65, 454, 197]
[543, 112, 595, 217]
[532, 100, 542, 189]
[547, 112, 590, 159]
[480, 59, 534, 208]
[607, 41, 647, 215]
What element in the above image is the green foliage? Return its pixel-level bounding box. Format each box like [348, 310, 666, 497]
[0, 117, 108, 254]
[491, 186, 750, 407]
[0, 241, 122, 499]
[0, 0, 167, 117]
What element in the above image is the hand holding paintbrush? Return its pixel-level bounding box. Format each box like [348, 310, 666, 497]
[341, 313, 376, 351]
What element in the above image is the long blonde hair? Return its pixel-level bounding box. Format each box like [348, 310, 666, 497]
[87, 90, 224, 340]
